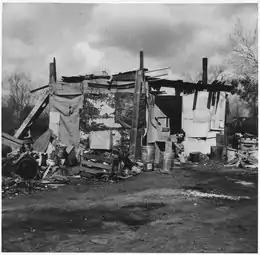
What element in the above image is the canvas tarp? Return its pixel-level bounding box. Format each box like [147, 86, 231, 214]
[49, 95, 84, 148]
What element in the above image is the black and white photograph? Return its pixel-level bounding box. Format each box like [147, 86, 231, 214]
[1, 1, 258, 252]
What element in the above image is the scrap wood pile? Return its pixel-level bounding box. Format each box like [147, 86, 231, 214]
[78, 129, 143, 181]
[79, 149, 143, 182]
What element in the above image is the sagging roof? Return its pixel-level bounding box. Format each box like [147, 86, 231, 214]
[149, 79, 233, 92]
[60, 69, 233, 93]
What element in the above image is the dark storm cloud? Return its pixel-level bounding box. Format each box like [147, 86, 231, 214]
[214, 3, 258, 19]
[92, 21, 200, 60]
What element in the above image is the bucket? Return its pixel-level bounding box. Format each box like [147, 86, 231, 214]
[143, 162, 154, 172]
[141, 145, 155, 172]
[190, 152, 200, 163]
[163, 152, 175, 172]
[210, 146, 224, 161]
[158, 151, 174, 172]
[141, 145, 155, 162]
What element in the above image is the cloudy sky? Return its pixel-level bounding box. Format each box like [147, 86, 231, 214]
[2, 3, 258, 89]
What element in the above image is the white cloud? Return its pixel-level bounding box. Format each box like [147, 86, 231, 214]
[2, 3, 257, 89]
[72, 42, 104, 72]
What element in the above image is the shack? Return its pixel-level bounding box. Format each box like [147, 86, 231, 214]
[11, 55, 232, 163]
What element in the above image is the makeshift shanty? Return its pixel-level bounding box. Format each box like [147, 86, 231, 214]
[3, 52, 235, 177]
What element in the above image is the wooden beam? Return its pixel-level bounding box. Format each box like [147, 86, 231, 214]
[129, 70, 142, 160]
[202, 57, 211, 109]
[224, 94, 229, 148]
[30, 84, 49, 93]
[202, 57, 208, 84]
[192, 90, 198, 110]
[140, 50, 144, 70]
[53, 57, 57, 82]
[49, 62, 55, 84]
[129, 51, 144, 160]
[14, 93, 49, 139]
[145, 66, 171, 74]
[2, 132, 25, 150]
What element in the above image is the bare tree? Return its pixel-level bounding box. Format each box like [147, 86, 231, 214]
[182, 65, 226, 83]
[229, 19, 258, 122]
[4, 73, 32, 126]
[229, 19, 258, 78]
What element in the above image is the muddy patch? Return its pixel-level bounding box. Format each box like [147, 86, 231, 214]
[2, 202, 166, 252]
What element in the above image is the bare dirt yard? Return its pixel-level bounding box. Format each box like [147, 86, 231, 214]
[2, 166, 258, 252]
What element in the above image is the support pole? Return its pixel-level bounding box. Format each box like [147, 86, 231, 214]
[53, 57, 57, 82]
[129, 51, 144, 161]
[202, 57, 208, 85]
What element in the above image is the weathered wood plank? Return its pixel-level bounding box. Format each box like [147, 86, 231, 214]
[83, 154, 114, 164]
[14, 93, 49, 139]
[81, 159, 111, 170]
[2, 132, 25, 150]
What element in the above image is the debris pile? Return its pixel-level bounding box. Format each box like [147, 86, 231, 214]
[2, 128, 145, 197]
[79, 148, 143, 182]
[225, 133, 258, 169]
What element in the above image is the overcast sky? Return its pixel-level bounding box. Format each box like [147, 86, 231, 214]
[2, 3, 258, 88]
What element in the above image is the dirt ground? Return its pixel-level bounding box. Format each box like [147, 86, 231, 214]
[2, 166, 258, 252]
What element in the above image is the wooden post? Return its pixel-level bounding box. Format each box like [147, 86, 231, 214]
[140, 50, 144, 70]
[202, 57, 211, 109]
[49, 62, 55, 84]
[53, 57, 57, 82]
[129, 51, 144, 161]
[224, 93, 229, 148]
[49, 58, 56, 99]
[193, 58, 207, 111]
[202, 57, 208, 84]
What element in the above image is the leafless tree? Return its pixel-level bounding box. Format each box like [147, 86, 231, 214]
[4, 73, 32, 125]
[182, 65, 226, 83]
[229, 18, 258, 79]
[229, 19, 258, 122]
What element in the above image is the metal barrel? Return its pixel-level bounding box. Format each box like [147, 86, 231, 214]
[162, 152, 175, 172]
[57, 146, 67, 159]
[15, 155, 39, 180]
[141, 145, 155, 172]
[141, 145, 155, 163]
[226, 148, 237, 162]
